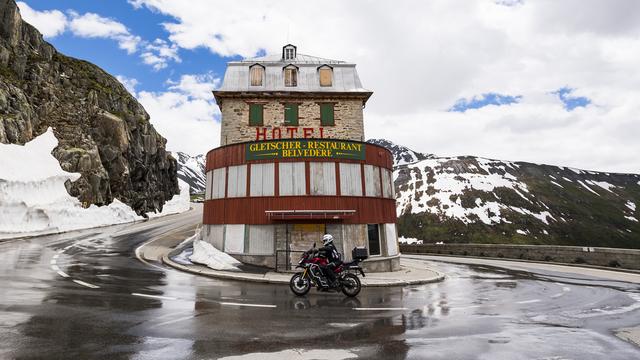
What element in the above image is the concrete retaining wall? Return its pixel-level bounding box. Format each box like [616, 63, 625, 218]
[400, 243, 640, 270]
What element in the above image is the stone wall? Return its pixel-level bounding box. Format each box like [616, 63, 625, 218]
[219, 97, 365, 145]
[400, 243, 640, 270]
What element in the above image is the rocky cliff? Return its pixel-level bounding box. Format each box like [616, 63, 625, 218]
[369, 139, 640, 249]
[0, 0, 178, 214]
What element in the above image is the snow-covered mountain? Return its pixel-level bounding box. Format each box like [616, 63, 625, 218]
[174, 152, 206, 194]
[369, 139, 640, 248]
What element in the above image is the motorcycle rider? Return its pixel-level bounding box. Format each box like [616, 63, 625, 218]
[318, 234, 342, 288]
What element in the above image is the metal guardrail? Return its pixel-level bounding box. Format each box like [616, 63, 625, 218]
[275, 250, 306, 272]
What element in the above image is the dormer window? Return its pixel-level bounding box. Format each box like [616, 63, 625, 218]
[282, 44, 297, 60]
[318, 65, 333, 87]
[249, 64, 265, 86]
[283, 65, 298, 87]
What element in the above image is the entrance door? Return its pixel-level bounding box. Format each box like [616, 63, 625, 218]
[286, 224, 326, 269]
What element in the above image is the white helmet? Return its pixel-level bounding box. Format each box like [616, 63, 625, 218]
[322, 234, 334, 246]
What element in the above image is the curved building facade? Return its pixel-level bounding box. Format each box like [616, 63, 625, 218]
[203, 45, 400, 271]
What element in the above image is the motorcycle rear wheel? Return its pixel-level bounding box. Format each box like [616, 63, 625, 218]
[341, 273, 361, 297]
[290, 272, 311, 296]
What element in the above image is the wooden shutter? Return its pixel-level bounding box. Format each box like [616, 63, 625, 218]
[250, 66, 263, 86]
[320, 103, 334, 126]
[284, 67, 297, 87]
[249, 104, 263, 126]
[284, 103, 298, 125]
[319, 68, 332, 86]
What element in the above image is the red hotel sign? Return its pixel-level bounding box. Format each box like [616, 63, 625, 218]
[255, 127, 325, 141]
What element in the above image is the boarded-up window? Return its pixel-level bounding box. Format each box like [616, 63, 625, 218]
[203, 225, 224, 250]
[381, 168, 394, 199]
[205, 170, 212, 200]
[319, 67, 332, 87]
[364, 165, 382, 197]
[279, 162, 306, 196]
[246, 225, 275, 255]
[212, 167, 226, 199]
[224, 224, 245, 254]
[339, 163, 362, 196]
[384, 223, 398, 256]
[284, 67, 297, 87]
[284, 103, 299, 126]
[249, 104, 263, 126]
[227, 165, 247, 197]
[249, 65, 264, 86]
[320, 103, 334, 126]
[250, 163, 275, 196]
[310, 162, 336, 195]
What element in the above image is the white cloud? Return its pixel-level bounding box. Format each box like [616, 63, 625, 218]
[130, 0, 640, 173]
[115, 75, 139, 94]
[141, 38, 181, 70]
[17, 1, 67, 38]
[136, 73, 220, 155]
[68, 11, 141, 54]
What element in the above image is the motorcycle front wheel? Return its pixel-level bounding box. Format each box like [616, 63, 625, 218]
[341, 273, 361, 297]
[290, 272, 311, 296]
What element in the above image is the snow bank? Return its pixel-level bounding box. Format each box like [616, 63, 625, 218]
[0, 128, 189, 239]
[147, 180, 191, 218]
[189, 239, 242, 271]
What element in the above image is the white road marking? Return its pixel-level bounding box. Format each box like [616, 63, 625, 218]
[52, 254, 59, 260]
[516, 299, 541, 304]
[51, 265, 60, 272]
[57, 270, 70, 278]
[151, 315, 197, 328]
[551, 293, 564, 298]
[353, 307, 409, 311]
[563, 286, 571, 292]
[73, 279, 100, 289]
[131, 292, 178, 301]
[220, 301, 277, 308]
[328, 323, 360, 328]
[49, 259, 56, 265]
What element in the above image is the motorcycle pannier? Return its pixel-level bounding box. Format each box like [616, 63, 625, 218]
[352, 247, 369, 261]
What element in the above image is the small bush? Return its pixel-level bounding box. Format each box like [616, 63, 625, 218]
[463, 251, 468, 256]
[544, 256, 553, 262]
[479, 252, 485, 257]
[608, 260, 621, 268]
[574, 257, 586, 264]
[497, 253, 504, 258]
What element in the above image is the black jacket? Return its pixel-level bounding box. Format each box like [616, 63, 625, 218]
[318, 243, 342, 266]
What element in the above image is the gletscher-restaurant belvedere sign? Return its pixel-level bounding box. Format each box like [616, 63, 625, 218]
[246, 139, 365, 161]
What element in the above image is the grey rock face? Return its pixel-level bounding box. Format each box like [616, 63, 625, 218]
[0, 0, 178, 214]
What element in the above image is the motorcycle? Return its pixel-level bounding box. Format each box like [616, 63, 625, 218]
[289, 244, 367, 297]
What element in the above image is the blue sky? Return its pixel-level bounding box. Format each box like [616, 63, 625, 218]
[15, 0, 640, 173]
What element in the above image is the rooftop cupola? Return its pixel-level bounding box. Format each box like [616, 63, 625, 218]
[282, 44, 297, 61]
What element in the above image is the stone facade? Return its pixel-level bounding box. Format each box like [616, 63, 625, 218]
[218, 97, 365, 145]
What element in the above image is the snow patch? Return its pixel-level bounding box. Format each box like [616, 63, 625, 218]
[190, 238, 242, 271]
[147, 180, 190, 218]
[550, 181, 564, 188]
[625, 216, 638, 222]
[626, 201, 636, 212]
[577, 180, 600, 196]
[0, 128, 189, 239]
[586, 180, 617, 193]
[399, 236, 423, 245]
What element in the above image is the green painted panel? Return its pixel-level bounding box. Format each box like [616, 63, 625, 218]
[284, 104, 298, 126]
[249, 104, 263, 126]
[246, 139, 365, 161]
[320, 103, 334, 126]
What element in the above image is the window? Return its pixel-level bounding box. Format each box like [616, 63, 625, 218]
[205, 170, 212, 200]
[310, 162, 336, 195]
[381, 168, 395, 198]
[211, 167, 226, 199]
[279, 162, 306, 195]
[364, 165, 382, 197]
[320, 103, 334, 126]
[249, 64, 264, 86]
[283, 45, 296, 60]
[318, 66, 332, 87]
[250, 163, 275, 196]
[224, 224, 245, 254]
[367, 224, 381, 256]
[284, 103, 299, 125]
[284, 66, 297, 87]
[339, 163, 362, 196]
[227, 165, 247, 197]
[249, 104, 263, 126]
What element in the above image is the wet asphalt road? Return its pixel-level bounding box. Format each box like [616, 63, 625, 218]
[1, 208, 640, 359]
